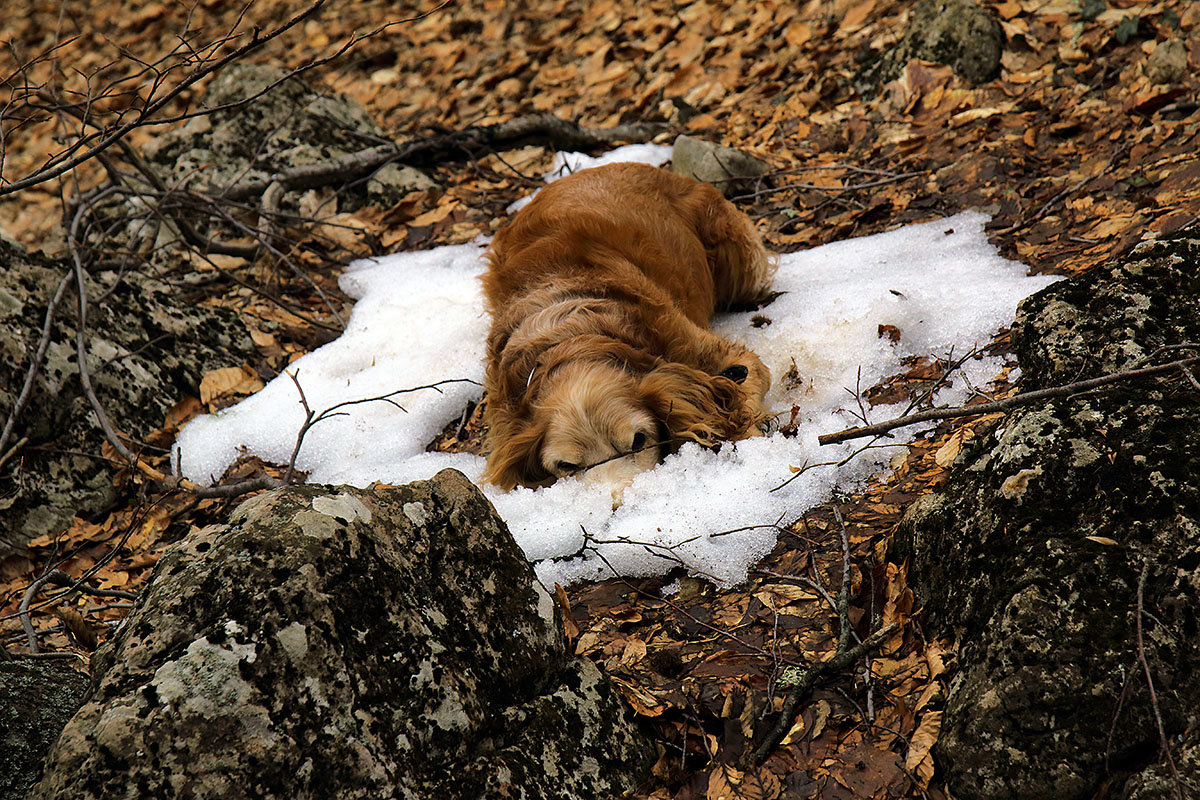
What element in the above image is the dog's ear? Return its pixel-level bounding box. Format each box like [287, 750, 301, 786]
[638, 363, 761, 448]
[482, 418, 549, 490]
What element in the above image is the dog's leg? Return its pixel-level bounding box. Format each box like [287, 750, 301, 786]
[657, 308, 771, 404]
[696, 188, 777, 311]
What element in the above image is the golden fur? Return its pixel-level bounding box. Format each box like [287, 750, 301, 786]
[481, 162, 775, 493]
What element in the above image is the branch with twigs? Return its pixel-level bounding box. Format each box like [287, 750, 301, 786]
[19, 569, 138, 655]
[279, 371, 481, 485]
[1, 497, 165, 657]
[1, 0, 333, 197]
[747, 507, 898, 766]
[818, 355, 1200, 446]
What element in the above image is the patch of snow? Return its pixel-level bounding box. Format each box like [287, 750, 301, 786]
[176, 147, 1059, 587]
[506, 143, 673, 213]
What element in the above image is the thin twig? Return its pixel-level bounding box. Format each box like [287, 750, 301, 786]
[1136, 563, 1184, 800]
[748, 622, 898, 765]
[0, 271, 74, 459]
[818, 356, 1200, 446]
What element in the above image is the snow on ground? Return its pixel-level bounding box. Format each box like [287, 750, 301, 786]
[175, 145, 1059, 587]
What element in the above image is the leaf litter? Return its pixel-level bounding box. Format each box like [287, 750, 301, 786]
[3, 0, 1199, 797]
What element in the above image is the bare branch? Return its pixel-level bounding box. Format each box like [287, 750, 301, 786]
[818, 356, 1200, 446]
[0, 0, 331, 197]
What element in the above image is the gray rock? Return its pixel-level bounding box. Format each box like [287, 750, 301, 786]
[367, 163, 439, 208]
[1145, 39, 1188, 86]
[854, 0, 1005, 95]
[900, 233, 1200, 799]
[0, 238, 253, 554]
[0, 660, 88, 800]
[141, 64, 435, 212]
[30, 470, 655, 799]
[671, 135, 769, 197]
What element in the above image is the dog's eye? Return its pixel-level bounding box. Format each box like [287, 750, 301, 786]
[719, 364, 749, 383]
[631, 432, 648, 451]
[556, 461, 580, 473]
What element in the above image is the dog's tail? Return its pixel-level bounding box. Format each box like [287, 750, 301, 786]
[701, 190, 777, 311]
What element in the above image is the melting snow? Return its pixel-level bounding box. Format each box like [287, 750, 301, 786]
[175, 145, 1058, 587]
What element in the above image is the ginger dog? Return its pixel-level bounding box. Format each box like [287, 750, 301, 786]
[481, 162, 774, 498]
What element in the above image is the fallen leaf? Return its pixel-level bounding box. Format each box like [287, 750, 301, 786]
[904, 710, 943, 786]
[199, 364, 264, 405]
[934, 427, 973, 468]
[54, 607, 100, 650]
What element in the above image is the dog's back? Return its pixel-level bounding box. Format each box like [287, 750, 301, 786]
[484, 163, 773, 327]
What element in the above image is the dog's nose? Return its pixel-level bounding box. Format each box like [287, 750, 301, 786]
[719, 364, 749, 383]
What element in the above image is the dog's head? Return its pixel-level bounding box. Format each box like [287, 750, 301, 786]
[482, 358, 767, 495]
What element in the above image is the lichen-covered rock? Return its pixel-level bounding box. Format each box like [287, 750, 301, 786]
[0, 660, 88, 800]
[0, 237, 252, 554]
[854, 0, 1004, 95]
[141, 63, 436, 213]
[30, 470, 654, 800]
[900, 233, 1200, 799]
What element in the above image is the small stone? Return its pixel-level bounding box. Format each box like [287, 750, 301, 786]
[1145, 39, 1187, 86]
[670, 135, 769, 196]
[367, 163, 439, 207]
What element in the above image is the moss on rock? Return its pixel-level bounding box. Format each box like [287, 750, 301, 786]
[900, 234, 1200, 799]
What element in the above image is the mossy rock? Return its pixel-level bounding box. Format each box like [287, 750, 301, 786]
[900, 233, 1200, 799]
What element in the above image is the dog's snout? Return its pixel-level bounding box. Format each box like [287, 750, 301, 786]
[719, 364, 749, 383]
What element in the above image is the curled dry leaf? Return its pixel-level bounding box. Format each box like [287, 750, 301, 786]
[904, 710, 943, 787]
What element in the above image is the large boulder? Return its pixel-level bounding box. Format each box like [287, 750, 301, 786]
[141, 63, 436, 214]
[0, 237, 252, 555]
[854, 0, 1004, 95]
[30, 470, 655, 799]
[0, 660, 88, 800]
[900, 233, 1200, 798]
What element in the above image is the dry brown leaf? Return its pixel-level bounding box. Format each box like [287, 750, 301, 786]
[708, 763, 780, 800]
[620, 638, 647, 666]
[199, 364, 264, 405]
[753, 583, 819, 608]
[925, 639, 949, 680]
[904, 710, 943, 786]
[934, 427, 973, 468]
[164, 396, 204, 430]
[408, 200, 460, 228]
[779, 714, 806, 746]
[574, 631, 602, 656]
[54, 606, 100, 650]
[553, 583, 578, 641]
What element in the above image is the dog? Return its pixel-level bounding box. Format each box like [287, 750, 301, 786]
[480, 162, 774, 500]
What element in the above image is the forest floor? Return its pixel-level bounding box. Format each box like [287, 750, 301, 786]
[2, 1, 1199, 797]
